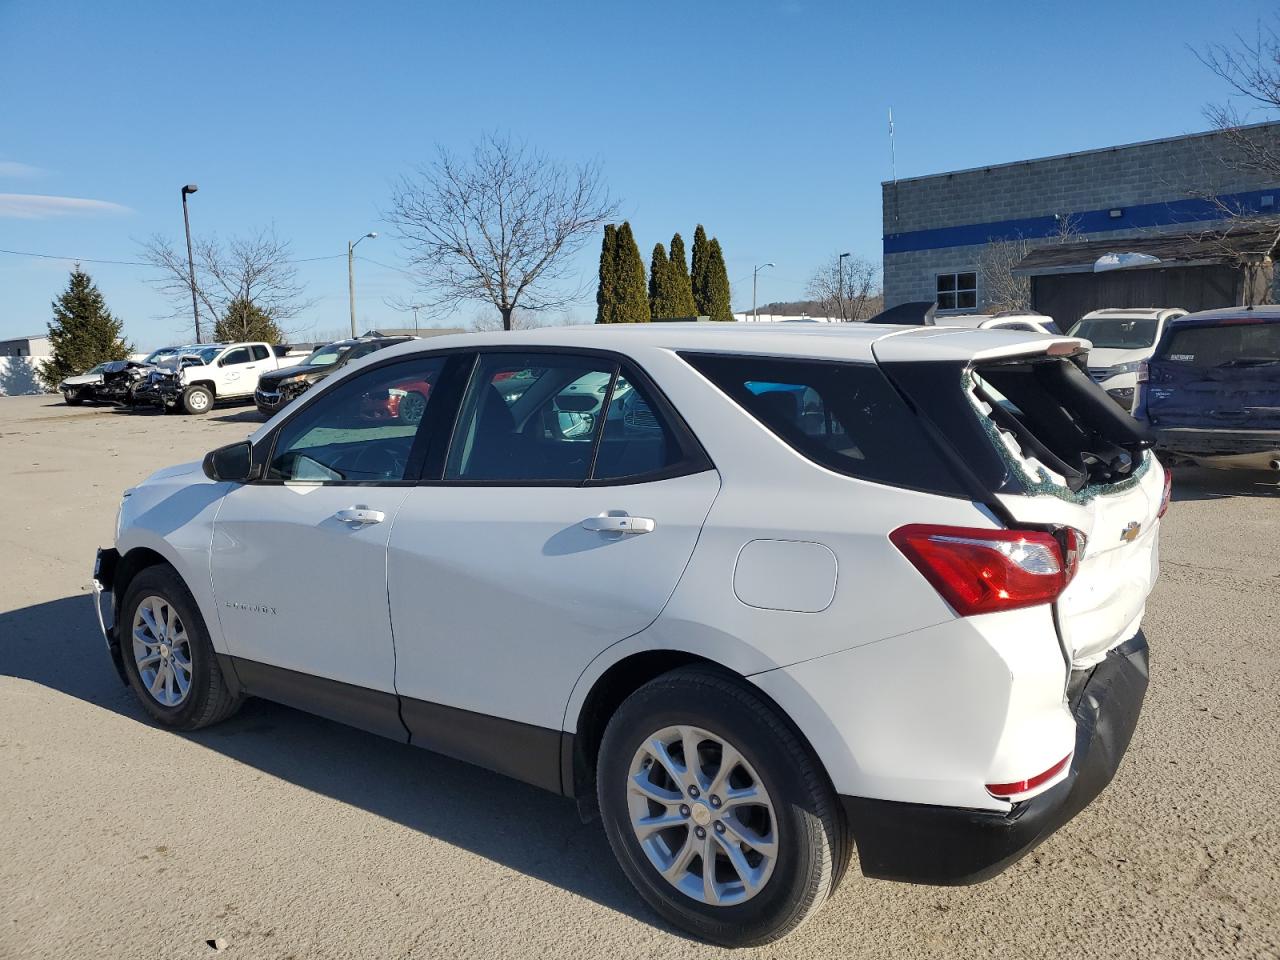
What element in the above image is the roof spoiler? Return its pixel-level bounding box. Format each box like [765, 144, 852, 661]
[865, 301, 937, 325]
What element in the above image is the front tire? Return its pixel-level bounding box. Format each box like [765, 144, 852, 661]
[597, 666, 847, 947]
[64, 393, 83, 406]
[181, 385, 214, 415]
[119, 566, 242, 730]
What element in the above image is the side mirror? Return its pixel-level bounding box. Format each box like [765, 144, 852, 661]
[202, 440, 256, 483]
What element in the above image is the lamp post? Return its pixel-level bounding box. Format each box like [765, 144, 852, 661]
[348, 232, 377, 337]
[181, 184, 200, 342]
[838, 252, 851, 322]
[752, 262, 775, 322]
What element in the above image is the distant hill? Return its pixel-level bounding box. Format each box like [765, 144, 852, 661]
[736, 296, 885, 319]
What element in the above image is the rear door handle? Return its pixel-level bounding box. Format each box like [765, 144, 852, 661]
[335, 506, 386, 525]
[581, 515, 655, 535]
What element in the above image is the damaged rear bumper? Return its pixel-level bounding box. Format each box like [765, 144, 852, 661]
[1154, 427, 1280, 470]
[841, 631, 1149, 885]
[92, 547, 127, 684]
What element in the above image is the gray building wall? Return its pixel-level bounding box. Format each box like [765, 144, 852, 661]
[881, 123, 1280, 310]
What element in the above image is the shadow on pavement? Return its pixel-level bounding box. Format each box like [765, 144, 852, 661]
[208, 409, 263, 424]
[1169, 465, 1279, 502]
[0, 594, 665, 933]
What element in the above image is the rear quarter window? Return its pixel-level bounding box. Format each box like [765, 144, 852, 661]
[681, 352, 968, 497]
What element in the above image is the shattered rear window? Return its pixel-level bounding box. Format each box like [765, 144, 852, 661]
[965, 357, 1151, 498]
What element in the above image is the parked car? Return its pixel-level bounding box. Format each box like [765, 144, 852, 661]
[255, 336, 414, 418]
[933, 312, 1062, 335]
[1135, 306, 1280, 471]
[58, 359, 150, 405]
[134, 341, 287, 414]
[1068, 308, 1187, 411]
[92, 324, 1163, 946]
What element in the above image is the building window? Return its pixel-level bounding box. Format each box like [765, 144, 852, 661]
[936, 272, 977, 311]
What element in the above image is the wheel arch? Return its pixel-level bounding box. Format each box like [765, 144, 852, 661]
[565, 648, 834, 825]
[186, 379, 217, 395]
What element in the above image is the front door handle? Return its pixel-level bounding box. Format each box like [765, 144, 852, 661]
[581, 515, 655, 535]
[335, 506, 385, 525]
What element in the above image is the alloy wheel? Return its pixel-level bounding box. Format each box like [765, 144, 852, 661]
[131, 595, 193, 707]
[627, 725, 778, 906]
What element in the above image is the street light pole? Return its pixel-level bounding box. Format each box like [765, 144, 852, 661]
[347, 232, 377, 337]
[838, 252, 851, 322]
[181, 184, 200, 342]
[752, 262, 775, 322]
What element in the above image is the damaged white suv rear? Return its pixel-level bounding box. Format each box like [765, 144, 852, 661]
[92, 324, 1164, 946]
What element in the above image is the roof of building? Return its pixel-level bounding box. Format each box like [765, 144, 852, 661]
[1013, 225, 1280, 276]
[0, 333, 50, 342]
[882, 121, 1280, 187]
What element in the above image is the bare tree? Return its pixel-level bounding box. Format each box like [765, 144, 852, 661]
[140, 228, 314, 340]
[804, 253, 881, 321]
[1197, 22, 1280, 180]
[387, 133, 617, 331]
[978, 215, 1081, 314]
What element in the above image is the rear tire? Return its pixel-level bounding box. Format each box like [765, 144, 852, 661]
[181, 385, 214, 415]
[64, 393, 83, 406]
[596, 666, 847, 947]
[119, 565, 242, 730]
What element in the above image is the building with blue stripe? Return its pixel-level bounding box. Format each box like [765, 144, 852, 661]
[881, 123, 1280, 319]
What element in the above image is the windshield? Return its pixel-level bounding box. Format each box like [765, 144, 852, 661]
[192, 346, 222, 364]
[303, 344, 352, 366]
[1158, 321, 1280, 367]
[1068, 317, 1159, 349]
[83, 363, 107, 375]
[144, 349, 174, 363]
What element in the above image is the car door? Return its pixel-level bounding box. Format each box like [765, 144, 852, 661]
[215, 346, 259, 396]
[210, 352, 449, 739]
[387, 350, 720, 778]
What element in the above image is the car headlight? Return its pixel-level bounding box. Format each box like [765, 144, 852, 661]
[1106, 360, 1145, 376]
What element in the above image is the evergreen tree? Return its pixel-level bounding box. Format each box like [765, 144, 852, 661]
[214, 298, 283, 343]
[594, 224, 618, 324]
[705, 238, 734, 321]
[40, 266, 129, 390]
[668, 232, 698, 317]
[649, 242, 672, 319]
[612, 222, 650, 323]
[690, 224, 711, 317]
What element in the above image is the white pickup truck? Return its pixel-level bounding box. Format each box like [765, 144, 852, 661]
[135, 342, 287, 414]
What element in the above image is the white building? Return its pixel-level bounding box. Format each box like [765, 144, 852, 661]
[0, 333, 52, 358]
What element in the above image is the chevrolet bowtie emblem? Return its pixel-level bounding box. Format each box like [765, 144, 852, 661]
[1120, 521, 1141, 543]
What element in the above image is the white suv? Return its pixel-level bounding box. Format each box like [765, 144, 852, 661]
[92, 323, 1164, 946]
[1068, 308, 1188, 410]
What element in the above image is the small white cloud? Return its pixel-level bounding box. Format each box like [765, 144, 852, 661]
[0, 161, 45, 178]
[0, 193, 132, 219]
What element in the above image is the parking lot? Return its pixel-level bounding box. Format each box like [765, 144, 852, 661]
[1, 392, 1277, 960]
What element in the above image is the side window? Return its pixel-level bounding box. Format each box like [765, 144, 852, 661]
[251, 344, 270, 361]
[445, 354, 615, 482]
[221, 347, 251, 366]
[592, 371, 683, 481]
[682, 352, 961, 493]
[266, 356, 445, 483]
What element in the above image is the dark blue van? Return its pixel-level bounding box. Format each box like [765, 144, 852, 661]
[1135, 307, 1280, 470]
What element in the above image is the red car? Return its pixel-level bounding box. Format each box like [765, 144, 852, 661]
[360, 378, 432, 423]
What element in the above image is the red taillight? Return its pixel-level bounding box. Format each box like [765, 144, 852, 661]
[1158, 466, 1172, 519]
[986, 754, 1072, 798]
[889, 524, 1082, 616]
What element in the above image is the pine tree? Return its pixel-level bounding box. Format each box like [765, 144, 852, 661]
[668, 232, 698, 318]
[594, 224, 618, 323]
[690, 224, 711, 317]
[613, 222, 650, 323]
[705, 238, 734, 321]
[214, 298, 283, 343]
[649, 242, 672, 319]
[40, 267, 129, 390]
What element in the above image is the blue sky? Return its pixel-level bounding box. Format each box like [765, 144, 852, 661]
[1, 0, 1274, 346]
